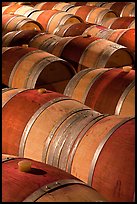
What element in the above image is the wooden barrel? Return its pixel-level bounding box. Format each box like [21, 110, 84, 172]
[69, 2, 106, 7]
[85, 7, 117, 24]
[28, 10, 61, 31]
[2, 14, 18, 31]
[99, 28, 135, 53]
[45, 12, 84, 34]
[82, 24, 110, 37]
[2, 89, 135, 202]
[64, 67, 135, 116]
[13, 5, 38, 16]
[21, 8, 40, 18]
[83, 27, 135, 53]
[2, 3, 35, 14]
[29, 33, 61, 50]
[2, 88, 101, 158]
[2, 155, 106, 202]
[101, 17, 135, 29]
[50, 35, 134, 72]
[67, 5, 96, 21]
[119, 2, 135, 17]
[2, 46, 76, 93]
[34, 2, 61, 10]
[2, 14, 44, 35]
[2, 4, 23, 14]
[48, 36, 74, 57]
[53, 22, 93, 37]
[2, 30, 41, 47]
[29, 9, 83, 33]
[101, 2, 135, 17]
[67, 5, 117, 24]
[44, 114, 135, 202]
[51, 2, 75, 12]
[88, 2, 107, 7]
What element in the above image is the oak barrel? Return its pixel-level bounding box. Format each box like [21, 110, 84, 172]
[28, 9, 61, 31]
[101, 16, 135, 29]
[44, 114, 135, 202]
[99, 28, 135, 53]
[34, 2, 62, 10]
[2, 30, 41, 47]
[64, 68, 135, 116]
[45, 11, 84, 34]
[2, 155, 106, 202]
[29, 33, 61, 50]
[2, 46, 76, 93]
[67, 5, 117, 24]
[101, 2, 135, 17]
[2, 88, 134, 201]
[83, 27, 135, 53]
[2, 14, 44, 35]
[2, 88, 101, 158]
[50, 36, 134, 71]
[51, 2, 75, 12]
[53, 22, 92, 37]
[2, 4, 23, 14]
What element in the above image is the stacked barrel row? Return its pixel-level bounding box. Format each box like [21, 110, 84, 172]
[2, 2, 135, 203]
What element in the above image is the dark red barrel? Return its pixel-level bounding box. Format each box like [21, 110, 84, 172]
[2, 30, 41, 47]
[54, 22, 93, 37]
[2, 156, 106, 202]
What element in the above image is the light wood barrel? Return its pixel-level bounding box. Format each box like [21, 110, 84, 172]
[29, 10, 61, 31]
[52, 2, 75, 12]
[2, 155, 106, 202]
[2, 30, 41, 47]
[102, 28, 135, 53]
[88, 2, 106, 7]
[2, 46, 76, 93]
[45, 12, 84, 34]
[64, 68, 135, 116]
[13, 5, 38, 17]
[67, 5, 117, 24]
[42, 111, 135, 202]
[2, 3, 34, 14]
[83, 27, 135, 53]
[85, 7, 117, 24]
[2, 4, 23, 14]
[22, 8, 40, 18]
[2, 14, 44, 35]
[82, 24, 110, 37]
[2, 14, 19, 31]
[29, 33, 61, 50]
[67, 5, 96, 21]
[2, 89, 134, 202]
[101, 2, 135, 17]
[2, 88, 101, 159]
[49, 35, 134, 72]
[34, 2, 61, 10]
[101, 17, 135, 29]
